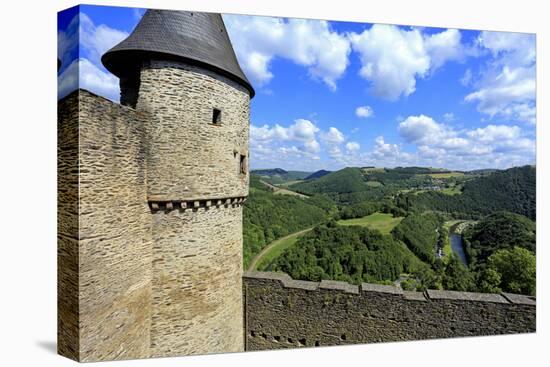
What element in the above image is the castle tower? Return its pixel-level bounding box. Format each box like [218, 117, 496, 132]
[103, 10, 254, 357]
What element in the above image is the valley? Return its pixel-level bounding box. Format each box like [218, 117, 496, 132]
[244, 165, 536, 295]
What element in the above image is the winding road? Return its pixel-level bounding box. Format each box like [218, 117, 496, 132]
[247, 227, 314, 271]
[258, 180, 309, 198]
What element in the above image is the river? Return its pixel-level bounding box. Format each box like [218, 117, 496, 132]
[450, 234, 468, 265]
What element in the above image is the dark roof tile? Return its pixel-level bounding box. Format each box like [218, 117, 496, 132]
[102, 9, 254, 97]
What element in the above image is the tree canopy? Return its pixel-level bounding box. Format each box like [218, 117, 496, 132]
[487, 247, 536, 296]
[272, 224, 424, 285]
[243, 174, 335, 268]
[396, 166, 535, 220]
[463, 211, 535, 265]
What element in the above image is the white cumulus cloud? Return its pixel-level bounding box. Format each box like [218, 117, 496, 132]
[58, 58, 119, 101]
[79, 13, 129, 65]
[424, 28, 465, 69]
[398, 114, 454, 146]
[250, 119, 321, 155]
[346, 142, 360, 152]
[396, 114, 535, 169]
[466, 124, 521, 142]
[349, 25, 465, 100]
[58, 13, 128, 101]
[224, 15, 351, 90]
[465, 31, 536, 124]
[321, 127, 345, 145]
[58, 12, 79, 67]
[355, 105, 374, 118]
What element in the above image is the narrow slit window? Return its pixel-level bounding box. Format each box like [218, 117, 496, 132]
[212, 108, 222, 124]
[240, 154, 247, 175]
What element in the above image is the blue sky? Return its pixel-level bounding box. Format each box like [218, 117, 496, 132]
[58, 5, 536, 171]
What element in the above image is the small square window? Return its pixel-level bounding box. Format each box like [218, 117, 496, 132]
[212, 108, 222, 124]
[240, 154, 247, 175]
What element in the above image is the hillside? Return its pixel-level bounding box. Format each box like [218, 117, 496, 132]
[292, 167, 365, 193]
[391, 212, 443, 264]
[251, 168, 311, 185]
[290, 167, 387, 204]
[463, 211, 536, 264]
[289, 166, 462, 205]
[465, 168, 501, 175]
[243, 175, 336, 268]
[461, 211, 536, 296]
[396, 166, 536, 220]
[271, 223, 427, 284]
[252, 168, 288, 176]
[305, 169, 331, 180]
[244, 165, 536, 294]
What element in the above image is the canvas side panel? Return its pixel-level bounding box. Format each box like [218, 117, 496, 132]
[57, 91, 80, 361]
[77, 90, 152, 362]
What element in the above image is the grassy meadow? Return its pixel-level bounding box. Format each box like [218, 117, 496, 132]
[337, 212, 403, 234]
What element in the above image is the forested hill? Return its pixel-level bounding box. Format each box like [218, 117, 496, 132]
[290, 167, 386, 204]
[305, 170, 331, 180]
[252, 168, 288, 176]
[463, 211, 536, 264]
[292, 167, 365, 193]
[242, 175, 336, 268]
[463, 211, 536, 296]
[271, 223, 427, 285]
[396, 166, 536, 220]
[244, 165, 536, 295]
[251, 168, 311, 184]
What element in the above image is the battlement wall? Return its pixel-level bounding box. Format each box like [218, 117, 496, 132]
[58, 89, 153, 362]
[243, 271, 536, 350]
[58, 88, 247, 361]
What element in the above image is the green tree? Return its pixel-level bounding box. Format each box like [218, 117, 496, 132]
[487, 247, 536, 296]
[462, 211, 535, 264]
[391, 212, 442, 264]
[411, 265, 439, 291]
[442, 254, 475, 291]
[477, 267, 502, 293]
[272, 224, 418, 285]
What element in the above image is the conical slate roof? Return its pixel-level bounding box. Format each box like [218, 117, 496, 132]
[102, 9, 254, 97]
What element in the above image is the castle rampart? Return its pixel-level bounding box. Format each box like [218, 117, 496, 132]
[243, 271, 536, 350]
[58, 90, 153, 361]
[57, 87, 249, 360]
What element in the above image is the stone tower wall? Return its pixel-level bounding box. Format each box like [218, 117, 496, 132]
[149, 205, 244, 356]
[58, 90, 153, 362]
[133, 60, 250, 356]
[243, 272, 536, 351]
[137, 60, 250, 201]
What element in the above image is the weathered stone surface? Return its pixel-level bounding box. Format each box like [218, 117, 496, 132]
[57, 90, 154, 362]
[320, 280, 359, 294]
[136, 60, 250, 201]
[243, 272, 536, 351]
[136, 60, 248, 357]
[426, 289, 508, 303]
[57, 91, 80, 361]
[501, 293, 536, 305]
[58, 58, 249, 361]
[403, 291, 428, 302]
[150, 206, 243, 356]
